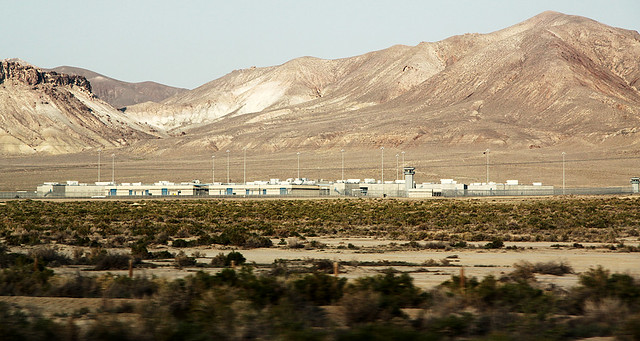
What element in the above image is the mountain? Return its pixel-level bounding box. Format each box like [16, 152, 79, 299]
[49, 66, 187, 108]
[125, 11, 640, 153]
[0, 60, 160, 154]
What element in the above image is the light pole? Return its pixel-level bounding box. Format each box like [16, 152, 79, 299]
[111, 153, 115, 184]
[296, 152, 300, 179]
[211, 155, 215, 184]
[341, 149, 345, 182]
[243, 147, 247, 184]
[395, 154, 399, 180]
[401, 151, 405, 179]
[562, 152, 566, 195]
[484, 149, 490, 183]
[380, 147, 384, 183]
[226, 150, 230, 184]
[97, 149, 101, 182]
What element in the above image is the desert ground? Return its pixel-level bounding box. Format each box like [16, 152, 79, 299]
[2, 196, 640, 339]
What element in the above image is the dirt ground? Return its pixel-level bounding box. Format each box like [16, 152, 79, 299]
[4, 238, 639, 321]
[46, 238, 640, 290]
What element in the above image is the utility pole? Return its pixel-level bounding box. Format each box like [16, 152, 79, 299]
[212, 155, 215, 184]
[562, 152, 566, 195]
[111, 154, 115, 184]
[97, 149, 101, 182]
[380, 146, 384, 181]
[401, 151, 405, 180]
[243, 147, 247, 184]
[485, 149, 490, 183]
[380, 147, 385, 197]
[341, 149, 345, 182]
[226, 150, 230, 184]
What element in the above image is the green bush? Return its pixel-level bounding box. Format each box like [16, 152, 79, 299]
[293, 272, 346, 305]
[0, 263, 54, 296]
[484, 239, 504, 249]
[93, 252, 131, 270]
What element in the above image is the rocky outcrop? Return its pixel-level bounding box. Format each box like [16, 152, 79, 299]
[1, 60, 92, 93]
[0, 60, 160, 155]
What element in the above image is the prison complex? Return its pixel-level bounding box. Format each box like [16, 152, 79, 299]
[36, 167, 630, 199]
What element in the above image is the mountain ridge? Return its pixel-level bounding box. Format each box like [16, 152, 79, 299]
[2, 11, 640, 157]
[48, 65, 188, 108]
[122, 11, 640, 154]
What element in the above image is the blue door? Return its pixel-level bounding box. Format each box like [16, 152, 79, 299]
[280, 188, 287, 195]
[263, 189, 267, 195]
[145, 190, 150, 196]
[226, 188, 233, 195]
[246, 189, 250, 195]
[129, 190, 133, 196]
[109, 189, 117, 196]
[162, 188, 168, 196]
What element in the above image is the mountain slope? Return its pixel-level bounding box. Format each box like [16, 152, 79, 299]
[49, 66, 187, 108]
[126, 11, 640, 153]
[0, 60, 160, 154]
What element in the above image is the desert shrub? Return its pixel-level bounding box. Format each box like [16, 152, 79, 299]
[28, 246, 71, 267]
[244, 234, 273, 248]
[215, 226, 249, 246]
[312, 259, 335, 273]
[210, 253, 227, 267]
[211, 251, 246, 267]
[287, 238, 305, 249]
[84, 317, 137, 341]
[509, 261, 573, 281]
[533, 260, 573, 275]
[571, 266, 640, 311]
[226, 251, 246, 266]
[340, 290, 383, 325]
[130, 241, 150, 259]
[450, 241, 468, 248]
[418, 313, 476, 339]
[0, 263, 54, 295]
[0, 302, 64, 340]
[484, 239, 504, 249]
[93, 252, 131, 270]
[424, 241, 448, 249]
[49, 274, 101, 298]
[336, 322, 427, 340]
[171, 239, 193, 248]
[292, 272, 347, 305]
[346, 270, 430, 321]
[150, 250, 174, 259]
[103, 275, 158, 298]
[174, 251, 197, 268]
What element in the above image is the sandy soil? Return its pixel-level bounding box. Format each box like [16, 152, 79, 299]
[47, 239, 640, 291]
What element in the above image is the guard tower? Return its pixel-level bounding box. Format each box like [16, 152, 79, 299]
[403, 167, 415, 193]
[631, 177, 639, 193]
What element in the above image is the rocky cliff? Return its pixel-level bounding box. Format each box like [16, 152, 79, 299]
[0, 60, 159, 155]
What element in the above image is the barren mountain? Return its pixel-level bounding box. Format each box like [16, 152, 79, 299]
[49, 66, 187, 108]
[0, 60, 159, 154]
[126, 11, 640, 154]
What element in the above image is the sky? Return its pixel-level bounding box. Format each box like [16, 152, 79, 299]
[3, 0, 639, 89]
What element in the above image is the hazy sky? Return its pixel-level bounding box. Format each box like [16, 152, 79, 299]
[4, 0, 639, 89]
